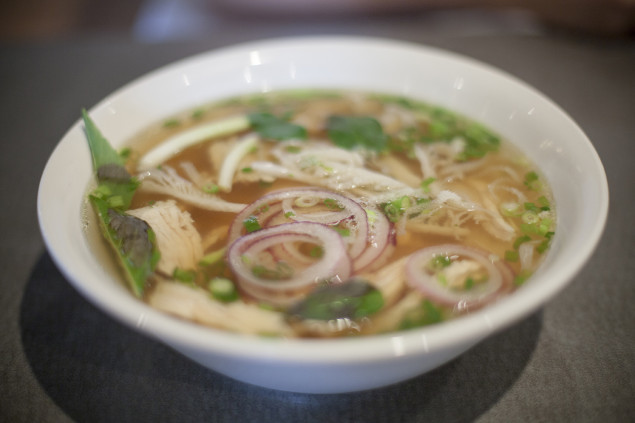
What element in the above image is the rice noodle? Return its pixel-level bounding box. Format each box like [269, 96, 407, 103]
[138, 114, 250, 170]
[406, 221, 470, 238]
[488, 178, 528, 204]
[217, 133, 260, 192]
[519, 240, 540, 271]
[413, 144, 436, 179]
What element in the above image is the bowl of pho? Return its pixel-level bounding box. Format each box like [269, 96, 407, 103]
[38, 36, 608, 393]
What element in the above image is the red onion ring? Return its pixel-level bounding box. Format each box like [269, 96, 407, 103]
[405, 244, 511, 310]
[227, 222, 352, 306]
[228, 187, 369, 261]
[353, 207, 395, 273]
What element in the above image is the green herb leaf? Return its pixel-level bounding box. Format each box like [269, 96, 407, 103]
[82, 109, 124, 169]
[248, 112, 307, 140]
[326, 115, 388, 151]
[83, 110, 159, 297]
[82, 110, 138, 210]
[286, 279, 384, 321]
[456, 123, 500, 160]
[90, 196, 160, 297]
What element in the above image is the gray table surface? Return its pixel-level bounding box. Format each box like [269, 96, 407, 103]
[1, 17, 634, 422]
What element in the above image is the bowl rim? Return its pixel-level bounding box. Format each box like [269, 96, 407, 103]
[38, 34, 609, 365]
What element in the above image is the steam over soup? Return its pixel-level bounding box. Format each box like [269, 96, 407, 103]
[83, 90, 555, 338]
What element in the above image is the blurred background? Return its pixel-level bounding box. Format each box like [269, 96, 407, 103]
[1, 0, 633, 43]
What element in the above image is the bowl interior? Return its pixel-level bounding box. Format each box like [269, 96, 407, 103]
[38, 36, 608, 368]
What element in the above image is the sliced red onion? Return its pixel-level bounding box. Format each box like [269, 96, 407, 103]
[227, 222, 352, 306]
[405, 244, 511, 310]
[228, 187, 369, 261]
[353, 207, 395, 273]
[281, 196, 351, 225]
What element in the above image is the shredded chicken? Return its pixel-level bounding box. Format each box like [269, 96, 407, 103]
[406, 189, 515, 241]
[250, 142, 420, 204]
[128, 200, 203, 275]
[137, 166, 246, 213]
[149, 280, 293, 336]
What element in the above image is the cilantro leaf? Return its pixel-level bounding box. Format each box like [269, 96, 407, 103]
[326, 115, 388, 151]
[248, 112, 307, 140]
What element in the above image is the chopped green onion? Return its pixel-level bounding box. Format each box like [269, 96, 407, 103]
[428, 255, 452, 271]
[309, 246, 324, 258]
[538, 195, 551, 208]
[536, 239, 551, 254]
[501, 202, 521, 216]
[324, 198, 344, 210]
[93, 184, 112, 199]
[520, 223, 540, 236]
[538, 218, 553, 236]
[505, 250, 519, 262]
[199, 247, 226, 267]
[284, 145, 302, 153]
[513, 235, 532, 250]
[464, 277, 475, 290]
[399, 299, 444, 330]
[202, 183, 220, 194]
[333, 227, 351, 237]
[119, 147, 132, 160]
[256, 203, 270, 214]
[106, 195, 125, 209]
[243, 215, 261, 233]
[523, 171, 542, 190]
[514, 270, 532, 286]
[251, 262, 293, 280]
[208, 277, 239, 302]
[522, 211, 540, 224]
[421, 177, 436, 193]
[163, 118, 181, 128]
[381, 196, 412, 223]
[365, 208, 378, 225]
[191, 109, 205, 120]
[173, 267, 196, 283]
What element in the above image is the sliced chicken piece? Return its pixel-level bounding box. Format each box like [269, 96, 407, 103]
[149, 280, 292, 336]
[128, 200, 203, 275]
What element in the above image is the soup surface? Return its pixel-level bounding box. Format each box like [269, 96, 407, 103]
[84, 90, 555, 338]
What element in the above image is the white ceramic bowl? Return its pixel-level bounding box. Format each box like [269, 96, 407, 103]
[38, 36, 608, 393]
